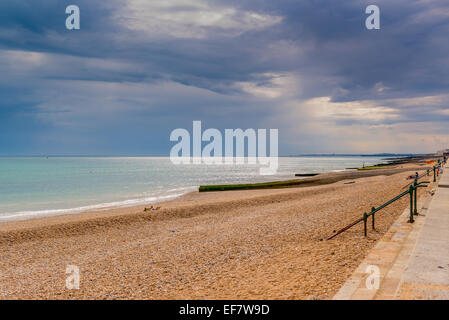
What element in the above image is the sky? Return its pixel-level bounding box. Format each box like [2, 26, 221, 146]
[0, 0, 449, 156]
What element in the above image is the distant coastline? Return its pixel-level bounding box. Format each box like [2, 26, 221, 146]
[0, 153, 433, 158]
[286, 153, 430, 157]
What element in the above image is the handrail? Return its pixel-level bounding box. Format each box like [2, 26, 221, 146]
[327, 188, 411, 240]
[371, 189, 410, 215]
[327, 156, 446, 240]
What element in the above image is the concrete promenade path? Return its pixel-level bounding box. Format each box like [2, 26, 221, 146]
[334, 163, 449, 300]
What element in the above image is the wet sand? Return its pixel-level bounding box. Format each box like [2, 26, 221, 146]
[0, 165, 433, 299]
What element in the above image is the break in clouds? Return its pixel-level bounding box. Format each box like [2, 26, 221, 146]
[0, 0, 449, 155]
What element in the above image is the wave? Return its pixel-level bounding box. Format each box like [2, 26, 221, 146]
[0, 187, 197, 222]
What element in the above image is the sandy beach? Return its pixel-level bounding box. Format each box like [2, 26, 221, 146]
[0, 165, 434, 299]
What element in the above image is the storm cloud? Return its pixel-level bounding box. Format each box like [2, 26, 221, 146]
[1, 0, 448, 155]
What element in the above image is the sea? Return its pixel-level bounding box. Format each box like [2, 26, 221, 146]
[0, 156, 389, 221]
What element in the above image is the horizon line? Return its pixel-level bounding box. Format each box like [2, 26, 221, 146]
[0, 153, 435, 158]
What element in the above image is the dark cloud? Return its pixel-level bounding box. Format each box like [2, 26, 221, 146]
[0, 0, 448, 155]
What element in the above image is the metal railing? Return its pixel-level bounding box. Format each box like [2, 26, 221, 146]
[327, 156, 446, 240]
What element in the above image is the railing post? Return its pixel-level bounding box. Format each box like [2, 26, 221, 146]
[413, 179, 418, 215]
[408, 185, 414, 223]
[363, 212, 368, 237]
[371, 207, 375, 230]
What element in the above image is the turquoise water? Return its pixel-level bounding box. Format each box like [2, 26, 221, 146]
[0, 156, 387, 221]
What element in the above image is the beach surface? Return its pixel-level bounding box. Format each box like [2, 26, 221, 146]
[0, 165, 432, 299]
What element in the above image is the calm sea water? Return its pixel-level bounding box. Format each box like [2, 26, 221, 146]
[0, 156, 387, 221]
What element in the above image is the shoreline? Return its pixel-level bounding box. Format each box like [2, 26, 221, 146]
[0, 156, 393, 223]
[0, 163, 428, 231]
[0, 189, 196, 223]
[0, 161, 427, 225]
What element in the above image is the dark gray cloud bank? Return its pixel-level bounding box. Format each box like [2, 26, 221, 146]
[0, 0, 448, 155]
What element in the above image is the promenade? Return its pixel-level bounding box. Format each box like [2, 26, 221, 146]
[334, 163, 449, 300]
